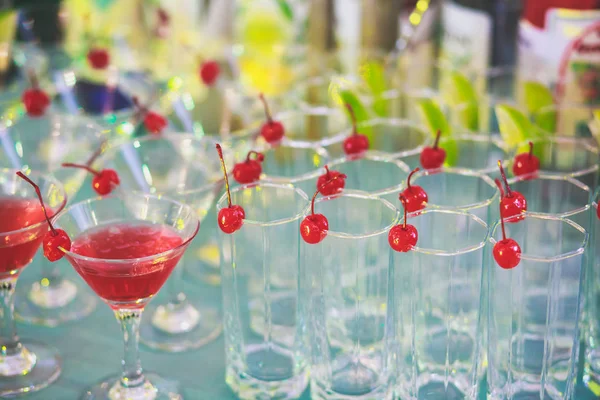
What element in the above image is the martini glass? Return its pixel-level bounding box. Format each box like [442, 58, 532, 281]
[0, 168, 67, 396]
[55, 192, 199, 400]
[96, 134, 226, 352]
[0, 104, 104, 326]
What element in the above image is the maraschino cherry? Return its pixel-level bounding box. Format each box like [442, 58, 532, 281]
[62, 148, 120, 195]
[259, 94, 284, 144]
[343, 104, 369, 156]
[493, 203, 522, 270]
[232, 150, 264, 184]
[389, 195, 418, 252]
[132, 97, 167, 135]
[200, 60, 220, 86]
[22, 72, 50, 117]
[300, 174, 347, 244]
[216, 143, 245, 234]
[16, 172, 71, 262]
[317, 165, 346, 196]
[420, 130, 446, 169]
[497, 161, 527, 222]
[87, 47, 110, 70]
[400, 168, 428, 213]
[512, 141, 540, 177]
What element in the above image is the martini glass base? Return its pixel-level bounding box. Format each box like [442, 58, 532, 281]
[140, 303, 222, 352]
[80, 372, 182, 400]
[0, 340, 62, 397]
[15, 278, 97, 326]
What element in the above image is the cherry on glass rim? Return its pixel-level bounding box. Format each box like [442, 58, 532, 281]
[497, 161, 527, 222]
[420, 130, 446, 169]
[200, 60, 220, 86]
[493, 206, 521, 270]
[317, 165, 346, 196]
[22, 71, 50, 117]
[400, 168, 428, 213]
[232, 150, 264, 184]
[61, 159, 120, 196]
[216, 144, 245, 234]
[259, 93, 284, 144]
[15, 172, 71, 262]
[343, 104, 369, 156]
[301, 173, 347, 244]
[512, 141, 540, 177]
[389, 195, 418, 252]
[132, 96, 167, 135]
[87, 47, 110, 70]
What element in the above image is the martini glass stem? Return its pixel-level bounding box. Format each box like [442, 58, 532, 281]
[0, 278, 19, 356]
[115, 309, 145, 389]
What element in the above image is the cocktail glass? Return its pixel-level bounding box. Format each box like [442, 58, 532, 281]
[300, 190, 400, 399]
[587, 188, 600, 393]
[96, 133, 225, 352]
[0, 104, 104, 326]
[0, 168, 66, 396]
[392, 209, 489, 399]
[487, 213, 587, 399]
[55, 191, 200, 400]
[327, 118, 429, 163]
[217, 182, 310, 399]
[517, 136, 599, 190]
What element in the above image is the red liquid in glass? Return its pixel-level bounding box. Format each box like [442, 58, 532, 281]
[0, 196, 47, 275]
[69, 222, 184, 308]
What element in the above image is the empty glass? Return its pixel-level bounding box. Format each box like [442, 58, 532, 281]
[300, 191, 399, 399]
[487, 213, 588, 399]
[218, 183, 310, 399]
[587, 189, 600, 393]
[392, 209, 488, 399]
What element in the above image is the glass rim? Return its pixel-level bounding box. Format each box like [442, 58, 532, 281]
[326, 151, 410, 196]
[309, 189, 400, 239]
[411, 167, 500, 210]
[0, 168, 68, 237]
[97, 132, 226, 196]
[489, 212, 588, 262]
[533, 101, 598, 114]
[273, 107, 349, 147]
[260, 140, 330, 184]
[507, 173, 591, 218]
[216, 182, 310, 227]
[405, 208, 489, 256]
[55, 191, 200, 264]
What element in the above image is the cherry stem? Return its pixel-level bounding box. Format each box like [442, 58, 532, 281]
[27, 70, 39, 89]
[324, 165, 331, 178]
[400, 195, 408, 229]
[85, 140, 107, 167]
[433, 130, 442, 150]
[311, 173, 348, 215]
[499, 205, 508, 242]
[246, 151, 263, 162]
[216, 144, 232, 208]
[131, 96, 148, 117]
[346, 104, 358, 135]
[494, 178, 505, 198]
[528, 141, 534, 159]
[407, 167, 420, 191]
[259, 93, 273, 123]
[15, 172, 58, 236]
[497, 161, 513, 197]
[61, 163, 100, 177]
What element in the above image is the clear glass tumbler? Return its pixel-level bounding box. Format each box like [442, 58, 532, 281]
[300, 190, 400, 399]
[587, 188, 600, 393]
[487, 213, 588, 399]
[217, 183, 310, 400]
[392, 209, 488, 399]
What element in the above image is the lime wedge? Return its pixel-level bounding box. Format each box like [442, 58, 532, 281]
[523, 81, 554, 115]
[495, 104, 537, 148]
[0, 11, 17, 43]
[589, 110, 600, 147]
[275, 0, 294, 21]
[339, 90, 373, 137]
[440, 70, 479, 131]
[415, 98, 458, 166]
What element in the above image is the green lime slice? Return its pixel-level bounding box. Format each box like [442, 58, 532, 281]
[359, 60, 388, 117]
[523, 81, 554, 115]
[589, 110, 600, 147]
[339, 90, 373, 137]
[415, 98, 459, 166]
[0, 11, 17, 43]
[495, 104, 537, 148]
[275, 0, 294, 21]
[440, 70, 479, 131]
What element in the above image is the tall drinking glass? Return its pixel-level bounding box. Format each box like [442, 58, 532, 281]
[487, 213, 588, 399]
[217, 183, 310, 400]
[275, 108, 349, 150]
[300, 191, 400, 399]
[0, 168, 66, 396]
[55, 192, 200, 400]
[96, 134, 226, 352]
[587, 188, 600, 393]
[0, 107, 104, 326]
[392, 209, 488, 399]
